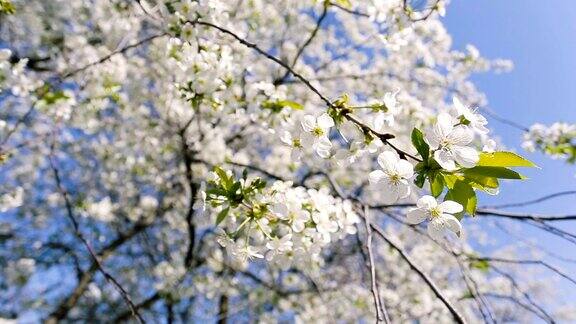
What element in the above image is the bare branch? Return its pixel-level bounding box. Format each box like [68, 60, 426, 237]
[60, 32, 168, 80]
[363, 206, 390, 323]
[484, 191, 576, 209]
[476, 209, 576, 221]
[329, 2, 370, 17]
[47, 147, 145, 324]
[276, 4, 329, 83]
[186, 19, 422, 162]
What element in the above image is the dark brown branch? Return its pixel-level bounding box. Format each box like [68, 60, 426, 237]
[186, 19, 421, 162]
[485, 191, 576, 209]
[477, 209, 576, 222]
[60, 32, 168, 80]
[329, 1, 370, 17]
[47, 151, 145, 324]
[276, 4, 329, 83]
[468, 256, 576, 287]
[363, 206, 390, 323]
[180, 128, 200, 268]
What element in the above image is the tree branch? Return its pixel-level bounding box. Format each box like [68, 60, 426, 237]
[363, 206, 390, 323]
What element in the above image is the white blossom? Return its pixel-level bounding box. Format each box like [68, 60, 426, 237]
[407, 196, 463, 240]
[301, 113, 334, 158]
[369, 151, 414, 203]
[428, 113, 479, 170]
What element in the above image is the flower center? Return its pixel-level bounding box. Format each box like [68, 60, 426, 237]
[430, 206, 442, 218]
[312, 127, 324, 137]
[389, 173, 401, 185]
[292, 138, 301, 148]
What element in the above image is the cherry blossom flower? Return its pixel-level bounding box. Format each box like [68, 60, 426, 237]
[301, 113, 334, 158]
[265, 234, 293, 261]
[374, 90, 400, 130]
[452, 96, 489, 135]
[406, 196, 463, 240]
[428, 113, 479, 170]
[369, 151, 414, 203]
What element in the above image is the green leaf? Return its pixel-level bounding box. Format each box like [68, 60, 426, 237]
[464, 166, 526, 180]
[0, 0, 15, 14]
[277, 100, 303, 110]
[261, 100, 303, 113]
[414, 172, 426, 188]
[411, 128, 430, 161]
[429, 172, 444, 197]
[213, 166, 230, 187]
[445, 180, 477, 217]
[478, 151, 537, 168]
[441, 173, 460, 189]
[469, 259, 490, 273]
[215, 206, 230, 225]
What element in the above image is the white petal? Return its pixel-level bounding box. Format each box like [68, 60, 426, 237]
[301, 115, 316, 132]
[434, 113, 454, 140]
[434, 149, 456, 171]
[369, 170, 386, 184]
[427, 131, 441, 148]
[452, 96, 467, 114]
[427, 219, 445, 240]
[396, 159, 414, 178]
[315, 137, 332, 158]
[441, 214, 462, 237]
[280, 131, 293, 145]
[377, 151, 397, 172]
[396, 183, 411, 199]
[406, 208, 427, 224]
[439, 200, 463, 214]
[373, 114, 385, 131]
[452, 146, 479, 168]
[317, 113, 335, 129]
[448, 125, 474, 145]
[300, 132, 314, 147]
[417, 195, 437, 209]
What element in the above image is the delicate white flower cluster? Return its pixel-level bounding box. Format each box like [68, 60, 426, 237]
[4, 258, 36, 285]
[166, 37, 234, 99]
[0, 187, 23, 213]
[281, 113, 335, 159]
[427, 97, 484, 171]
[216, 181, 359, 268]
[523, 122, 576, 161]
[0, 48, 40, 95]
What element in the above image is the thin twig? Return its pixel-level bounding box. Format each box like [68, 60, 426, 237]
[484, 191, 576, 209]
[363, 206, 390, 323]
[186, 20, 421, 162]
[61, 32, 168, 80]
[276, 4, 329, 83]
[48, 146, 144, 324]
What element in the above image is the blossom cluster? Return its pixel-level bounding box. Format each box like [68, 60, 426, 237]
[206, 168, 360, 268]
[0, 0, 565, 322]
[523, 122, 576, 163]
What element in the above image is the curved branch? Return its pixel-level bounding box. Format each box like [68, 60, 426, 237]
[476, 209, 576, 222]
[186, 20, 421, 162]
[485, 191, 576, 209]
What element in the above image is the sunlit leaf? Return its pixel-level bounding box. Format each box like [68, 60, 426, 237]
[478, 151, 537, 168]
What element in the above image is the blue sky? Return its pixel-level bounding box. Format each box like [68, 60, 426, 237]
[443, 0, 576, 301]
[444, 0, 576, 207]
